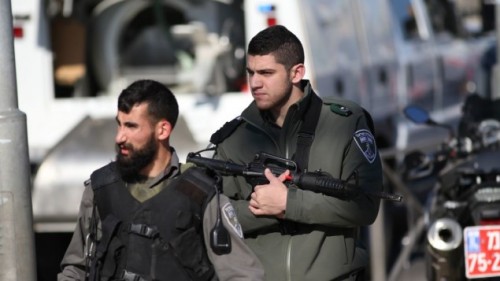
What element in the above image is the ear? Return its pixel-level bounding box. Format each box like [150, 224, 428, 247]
[290, 63, 305, 83]
[157, 120, 172, 140]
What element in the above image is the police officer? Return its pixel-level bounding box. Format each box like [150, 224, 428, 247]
[211, 25, 383, 280]
[58, 80, 264, 281]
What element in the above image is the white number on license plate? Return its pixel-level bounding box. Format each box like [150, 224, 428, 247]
[464, 226, 500, 279]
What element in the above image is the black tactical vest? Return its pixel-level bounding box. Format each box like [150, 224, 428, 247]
[89, 163, 216, 281]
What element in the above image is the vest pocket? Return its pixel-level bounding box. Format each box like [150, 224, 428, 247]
[168, 227, 214, 280]
[100, 238, 125, 279]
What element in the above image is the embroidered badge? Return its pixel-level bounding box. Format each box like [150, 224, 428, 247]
[353, 129, 377, 164]
[330, 103, 352, 116]
[222, 202, 243, 238]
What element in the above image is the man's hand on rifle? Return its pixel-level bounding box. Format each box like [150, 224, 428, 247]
[249, 168, 289, 218]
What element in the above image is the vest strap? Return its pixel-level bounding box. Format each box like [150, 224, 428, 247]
[89, 215, 121, 281]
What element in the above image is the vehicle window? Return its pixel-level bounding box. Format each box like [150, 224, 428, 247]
[389, 0, 421, 41]
[424, 0, 463, 38]
[478, 0, 495, 33]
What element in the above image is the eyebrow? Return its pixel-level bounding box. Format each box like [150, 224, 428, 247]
[115, 116, 138, 127]
[246, 67, 275, 74]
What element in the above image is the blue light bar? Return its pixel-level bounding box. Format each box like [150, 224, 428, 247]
[258, 4, 275, 13]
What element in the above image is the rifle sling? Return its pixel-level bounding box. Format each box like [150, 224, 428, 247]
[295, 93, 322, 172]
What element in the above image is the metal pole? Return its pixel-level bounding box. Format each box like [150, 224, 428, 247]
[369, 201, 387, 281]
[0, 1, 37, 280]
[493, 0, 500, 99]
[388, 217, 426, 281]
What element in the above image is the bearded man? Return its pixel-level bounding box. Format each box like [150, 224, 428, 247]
[58, 79, 264, 281]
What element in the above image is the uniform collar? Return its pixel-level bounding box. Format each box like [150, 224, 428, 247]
[137, 148, 181, 189]
[162, 148, 180, 178]
[292, 80, 314, 120]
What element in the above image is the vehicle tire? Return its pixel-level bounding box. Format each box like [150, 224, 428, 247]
[88, 0, 188, 94]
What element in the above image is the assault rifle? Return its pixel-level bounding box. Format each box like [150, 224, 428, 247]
[187, 151, 402, 202]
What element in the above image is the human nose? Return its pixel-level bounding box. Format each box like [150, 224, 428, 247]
[115, 126, 125, 144]
[249, 74, 262, 89]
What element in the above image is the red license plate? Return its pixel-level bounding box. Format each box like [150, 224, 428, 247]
[464, 225, 500, 279]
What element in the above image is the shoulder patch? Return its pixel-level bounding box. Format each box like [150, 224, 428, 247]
[353, 129, 377, 163]
[222, 202, 243, 238]
[330, 103, 352, 116]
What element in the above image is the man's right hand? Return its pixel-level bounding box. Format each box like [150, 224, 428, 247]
[248, 168, 289, 218]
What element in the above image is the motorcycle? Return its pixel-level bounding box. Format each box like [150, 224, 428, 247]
[403, 94, 500, 280]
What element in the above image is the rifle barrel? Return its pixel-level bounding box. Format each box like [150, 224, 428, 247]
[187, 154, 246, 175]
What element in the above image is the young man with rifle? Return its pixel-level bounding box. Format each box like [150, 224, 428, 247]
[207, 25, 384, 280]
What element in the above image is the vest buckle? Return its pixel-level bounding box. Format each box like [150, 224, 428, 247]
[129, 223, 159, 238]
[120, 269, 148, 281]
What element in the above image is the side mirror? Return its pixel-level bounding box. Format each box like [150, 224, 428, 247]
[403, 105, 433, 125]
[403, 104, 455, 138]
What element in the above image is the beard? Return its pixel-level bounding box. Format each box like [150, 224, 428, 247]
[276, 80, 294, 109]
[254, 79, 294, 111]
[115, 134, 158, 182]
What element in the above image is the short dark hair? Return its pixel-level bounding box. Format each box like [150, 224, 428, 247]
[118, 80, 179, 128]
[247, 25, 304, 70]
